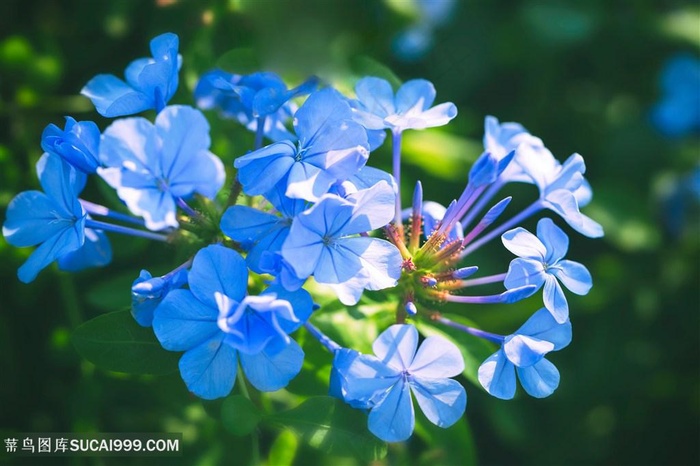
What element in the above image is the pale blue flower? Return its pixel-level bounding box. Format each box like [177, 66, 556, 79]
[2, 153, 86, 283]
[152, 245, 312, 399]
[81, 33, 181, 117]
[478, 308, 571, 399]
[333, 324, 466, 442]
[350, 77, 457, 133]
[502, 218, 592, 323]
[234, 88, 370, 201]
[131, 267, 188, 327]
[98, 105, 225, 230]
[281, 181, 402, 305]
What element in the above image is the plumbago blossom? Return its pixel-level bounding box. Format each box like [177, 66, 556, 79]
[2, 33, 604, 450]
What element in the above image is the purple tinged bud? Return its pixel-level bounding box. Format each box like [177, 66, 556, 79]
[468, 152, 499, 188]
[482, 197, 512, 224]
[405, 301, 418, 315]
[453, 266, 479, 279]
[424, 277, 438, 287]
[412, 181, 423, 217]
[496, 150, 515, 177]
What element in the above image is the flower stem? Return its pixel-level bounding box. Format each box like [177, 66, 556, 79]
[80, 199, 145, 226]
[304, 322, 341, 353]
[459, 273, 507, 287]
[392, 130, 404, 232]
[85, 219, 170, 242]
[433, 314, 504, 344]
[236, 369, 260, 466]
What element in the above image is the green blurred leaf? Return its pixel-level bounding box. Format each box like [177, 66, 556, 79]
[267, 429, 298, 466]
[415, 314, 496, 387]
[216, 48, 261, 75]
[402, 131, 481, 180]
[85, 272, 135, 311]
[221, 395, 262, 436]
[350, 55, 402, 89]
[72, 310, 179, 375]
[414, 409, 477, 466]
[267, 396, 387, 461]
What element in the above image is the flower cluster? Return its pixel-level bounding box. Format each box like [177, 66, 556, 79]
[2, 33, 603, 444]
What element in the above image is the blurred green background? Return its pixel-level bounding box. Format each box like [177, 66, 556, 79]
[1, 0, 698, 465]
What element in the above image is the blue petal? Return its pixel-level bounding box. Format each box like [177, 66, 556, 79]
[536, 218, 569, 263]
[280, 218, 324, 279]
[343, 181, 396, 233]
[515, 308, 572, 351]
[152, 289, 219, 351]
[543, 274, 569, 323]
[188, 245, 248, 308]
[368, 379, 415, 443]
[234, 141, 297, 196]
[108, 186, 177, 231]
[516, 358, 560, 398]
[395, 79, 436, 113]
[478, 351, 516, 400]
[240, 338, 304, 391]
[552, 260, 592, 295]
[408, 335, 464, 378]
[81, 74, 152, 117]
[17, 222, 84, 283]
[544, 189, 604, 238]
[37, 153, 85, 210]
[3, 191, 70, 247]
[98, 116, 159, 170]
[354, 77, 395, 121]
[502, 334, 554, 367]
[245, 225, 289, 274]
[504, 257, 546, 291]
[501, 227, 547, 260]
[295, 88, 355, 144]
[373, 324, 418, 371]
[262, 284, 314, 333]
[179, 335, 237, 400]
[57, 227, 112, 272]
[335, 351, 399, 408]
[220, 205, 281, 244]
[284, 161, 339, 202]
[410, 377, 466, 428]
[155, 106, 224, 199]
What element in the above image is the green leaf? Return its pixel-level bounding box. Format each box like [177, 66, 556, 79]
[349, 55, 402, 89]
[402, 131, 482, 180]
[415, 315, 496, 387]
[267, 429, 298, 466]
[414, 409, 477, 466]
[216, 48, 261, 75]
[266, 396, 387, 461]
[85, 272, 137, 311]
[221, 395, 262, 436]
[72, 310, 179, 375]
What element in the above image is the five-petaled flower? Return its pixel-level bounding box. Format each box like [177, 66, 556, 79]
[332, 324, 467, 442]
[502, 218, 592, 323]
[97, 105, 225, 230]
[152, 244, 314, 399]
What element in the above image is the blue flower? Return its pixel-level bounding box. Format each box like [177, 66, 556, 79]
[98, 105, 225, 230]
[651, 54, 700, 137]
[234, 88, 370, 201]
[57, 227, 112, 273]
[195, 70, 317, 142]
[41, 117, 101, 174]
[332, 324, 466, 442]
[2, 153, 86, 283]
[350, 77, 457, 133]
[502, 218, 592, 323]
[131, 267, 188, 327]
[220, 183, 307, 274]
[482, 116, 547, 184]
[152, 245, 313, 399]
[281, 181, 403, 305]
[81, 33, 181, 117]
[478, 308, 572, 399]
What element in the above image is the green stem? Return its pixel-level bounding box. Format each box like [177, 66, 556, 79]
[237, 370, 260, 466]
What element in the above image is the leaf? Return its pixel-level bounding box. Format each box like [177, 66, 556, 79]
[266, 396, 387, 461]
[216, 48, 261, 75]
[350, 55, 402, 89]
[221, 395, 262, 436]
[85, 272, 137, 311]
[267, 429, 298, 466]
[402, 131, 482, 180]
[414, 408, 477, 466]
[72, 310, 179, 375]
[415, 314, 496, 387]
